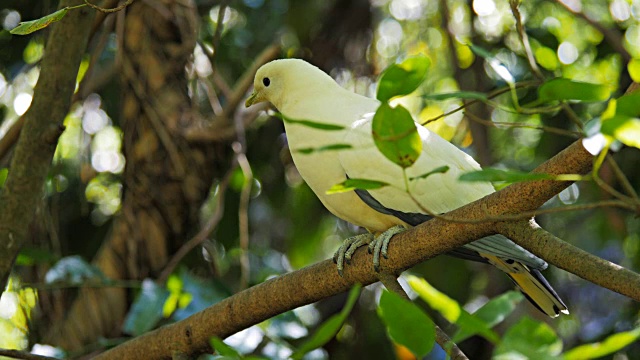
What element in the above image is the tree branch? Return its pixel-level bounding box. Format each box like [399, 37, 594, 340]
[94, 138, 640, 359]
[0, 0, 96, 290]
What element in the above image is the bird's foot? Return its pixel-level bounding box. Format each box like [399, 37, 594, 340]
[368, 225, 407, 272]
[334, 232, 374, 276]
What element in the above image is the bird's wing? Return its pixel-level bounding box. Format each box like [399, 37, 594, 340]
[339, 116, 547, 269]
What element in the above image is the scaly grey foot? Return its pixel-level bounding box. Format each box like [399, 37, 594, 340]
[334, 232, 374, 276]
[367, 225, 407, 272]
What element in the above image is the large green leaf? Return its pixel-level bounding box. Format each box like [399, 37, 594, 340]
[563, 327, 640, 360]
[372, 103, 422, 168]
[494, 316, 562, 359]
[377, 290, 435, 358]
[122, 279, 170, 336]
[210, 336, 242, 359]
[615, 92, 640, 117]
[377, 55, 431, 102]
[453, 291, 523, 343]
[408, 276, 499, 344]
[10, 8, 69, 35]
[538, 78, 611, 103]
[291, 284, 361, 359]
[326, 178, 389, 194]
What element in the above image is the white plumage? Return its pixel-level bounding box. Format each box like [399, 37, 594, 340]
[246, 59, 567, 317]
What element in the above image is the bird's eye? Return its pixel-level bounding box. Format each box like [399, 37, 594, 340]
[263, 77, 271, 87]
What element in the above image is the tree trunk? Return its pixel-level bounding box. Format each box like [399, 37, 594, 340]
[45, 0, 228, 349]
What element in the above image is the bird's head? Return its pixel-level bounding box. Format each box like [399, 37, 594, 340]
[245, 59, 337, 111]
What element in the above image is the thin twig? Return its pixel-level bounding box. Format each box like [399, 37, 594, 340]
[158, 167, 235, 283]
[377, 273, 469, 360]
[210, 0, 230, 67]
[421, 81, 540, 125]
[20, 279, 142, 290]
[84, 0, 135, 13]
[510, 0, 544, 80]
[606, 155, 639, 200]
[464, 111, 581, 137]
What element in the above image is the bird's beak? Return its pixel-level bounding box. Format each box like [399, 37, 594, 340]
[245, 90, 260, 107]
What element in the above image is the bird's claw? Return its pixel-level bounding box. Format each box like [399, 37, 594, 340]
[335, 225, 407, 275]
[334, 233, 374, 276]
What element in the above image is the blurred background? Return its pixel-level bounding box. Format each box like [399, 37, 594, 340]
[0, 0, 639, 359]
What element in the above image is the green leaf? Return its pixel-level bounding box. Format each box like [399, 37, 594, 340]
[122, 279, 170, 336]
[535, 46, 559, 71]
[210, 336, 242, 359]
[615, 92, 640, 118]
[468, 43, 495, 60]
[10, 8, 69, 35]
[563, 327, 640, 360]
[377, 55, 431, 102]
[275, 113, 345, 131]
[628, 59, 640, 83]
[292, 284, 361, 359]
[377, 290, 435, 358]
[408, 276, 499, 344]
[459, 168, 554, 183]
[409, 165, 449, 181]
[372, 103, 422, 168]
[538, 78, 611, 103]
[422, 92, 487, 101]
[494, 316, 562, 359]
[326, 178, 389, 194]
[295, 143, 352, 154]
[601, 115, 640, 149]
[453, 291, 523, 343]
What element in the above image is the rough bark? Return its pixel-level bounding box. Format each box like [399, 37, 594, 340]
[45, 0, 227, 349]
[0, 1, 95, 290]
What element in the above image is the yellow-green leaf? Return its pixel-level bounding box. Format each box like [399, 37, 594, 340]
[601, 115, 640, 149]
[10, 8, 69, 35]
[326, 178, 389, 194]
[628, 59, 640, 83]
[563, 327, 640, 360]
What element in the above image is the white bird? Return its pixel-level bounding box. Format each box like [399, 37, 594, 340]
[245, 58, 568, 317]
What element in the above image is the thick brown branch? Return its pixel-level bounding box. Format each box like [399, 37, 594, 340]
[94, 139, 640, 359]
[497, 220, 640, 300]
[0, 1, 96, 290]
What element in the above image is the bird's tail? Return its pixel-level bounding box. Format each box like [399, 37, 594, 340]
[484, 254, 569, 317]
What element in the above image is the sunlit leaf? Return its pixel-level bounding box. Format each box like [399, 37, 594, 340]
[210, 336, 242, 358]
[538, 78, 611, 103]
[409, 165, 449, 181]
[292, 284, 361, 359]
[295, 143, 352, 154]
[628, 59, 640, 83]
[453, 291, 523, 343]
[563, 327, 640, 360]
[326, 178, 389, 194]
[377, 55, 431, 102]
[10, 8, 69, 35]
[459, 168, 553, 183]
[122, 279, 170, 336]
[494, 316, 562, 359]
[601, 115, 640, 149]
[408, 276, 499, 344]
[377, 290, 435, 358]
[372, 103, 422, 168]
[275, 113, 345, 131]
[422, 92, 487, 101]
[535, 46, 558, 71]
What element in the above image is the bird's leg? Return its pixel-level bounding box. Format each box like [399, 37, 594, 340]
[333, 232, 374, 276]
[368, 225, 407, 272]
